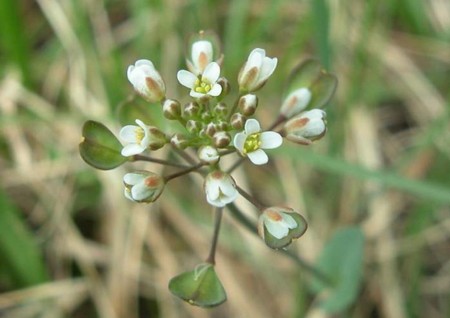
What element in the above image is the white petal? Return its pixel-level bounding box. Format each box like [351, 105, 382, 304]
[131, 183, 152, 201]
[219, 178, 236, 197]
[205, 179, 220, 201]
[208, 83, 222, 96]
[190, 90, 205, 98]
[247, 149, 268, 165]
[260, 131, 283, 149]
[246, 49, 264, 70]
[202, 62, 220, 84]
[177, 70, 197, 88]
[244, 118, 261, 134]
[207, 196, 225, 207]
[135, 119, 147, 129]
[305, 109, 326, 119]
[119, 125, 139, 142]
[265, 219, 289, 239]
[121, 144, 145, 156]
[281, 213, 297, 229]
[258, 57, 277, 82]
[233, 132, 246, 153]
[192, 41, 213, 71]
[135, 59, 154, 68]
[123, 173, 145, 185]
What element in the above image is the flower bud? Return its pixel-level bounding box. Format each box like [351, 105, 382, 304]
[186, 120, 203, 134]
[238, 48, 277, 92]
[186, 30, 223, 75]
[204, 170, 238, 207]
[279, 88, 311, 119]
[123, 171, 165, 203]
[204, 122, 217, 137]
[183, 102, 200, 119]
[198, 146, 220, 164]
[284, 109, 327, 145]
[258, 206, 307, 249]
[127, 60, 165, 103]
[238, 94, 258, 116]
[213, 131, 231, 148]
[216, 77, 230, 98]
[230, 113, 246, 130]
[213, 102, 228, 117]
[170, 133, 189, 149]
[215, 120, 228, 131]
[163, 99, 181, 120]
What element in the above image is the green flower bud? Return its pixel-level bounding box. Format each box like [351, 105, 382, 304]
[213, 131, 231, 148]
[183, 102, 200, 119]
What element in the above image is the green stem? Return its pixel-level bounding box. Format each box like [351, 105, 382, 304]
[164, 162, 206, 182]
[206, 207, 223, 265]
[131, 155, 189, 168]
[236, 185, 265, 211]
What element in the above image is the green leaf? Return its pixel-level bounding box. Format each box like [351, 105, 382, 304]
[168, 263, 227, 307]
[79, 120, 127, 170]
[0, 190, 49, 287]
[311, 226, 365, 313]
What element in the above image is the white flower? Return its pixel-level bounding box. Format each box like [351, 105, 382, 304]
[204, 171, 238, 207]
[280, 88, 312, 118]
[123, 171, 165, 203]
[284, 109, 327, 145]
[177, 62, 222, 99]
[127, 59, 165, 102]
[188, 40, 213, 75]
[198, 146, 219, 164]
[119, 119, 166, 156]
[238, 48, 277, 92]
[233, 119, 283, 165]
[259, 209, 298, 239]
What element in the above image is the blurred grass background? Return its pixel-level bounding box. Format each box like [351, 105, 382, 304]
[1, 0, 449, 317]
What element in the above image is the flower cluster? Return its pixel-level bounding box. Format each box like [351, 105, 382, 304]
[79, 30, 337, 307]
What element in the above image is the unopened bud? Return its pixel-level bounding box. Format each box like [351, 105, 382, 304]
[127, 60, 166, 102]
[238, 48, 277, 92]
[170, 133, 189, 149]
[279, 88, 311, 118]
[213, 131, 231, 148]
[230, 113, 246, 130]
[183, 102, 200, 119]
[205, 122, 217, 137]
[123, 171, 165, 203]
[147, 126, 168, 150]
[216, 77, 230, 98]
[238, 94, 258, 116]
[163, 99, 181, 120]
[213, 102, 228, 117]
[284, 109, 327, 145]
[198, 146, 219, 164]
[216, 120, 229, 131]
[186, 120, 203, 134]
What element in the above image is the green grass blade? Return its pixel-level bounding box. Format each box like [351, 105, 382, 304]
[0, 190, 49, 288]
[281, 146, 450, 204]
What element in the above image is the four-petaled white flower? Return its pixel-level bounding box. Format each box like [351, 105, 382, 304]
[188, 40, 213, 75]
[238, 48, 277, 92]
[259, 208, 298, 239]
[204, 171, 238, 207]
[177, 62, 222, 99]
[119, 119, 166, 156]
[233, 119, 283, 165]
[127, 59, 165, 102]
[280, 87, 312, 118]
[284, 109, 327, 145]
[123, 171, 165, 203]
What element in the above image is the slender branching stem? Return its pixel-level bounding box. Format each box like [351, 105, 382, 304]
[171, 144, 197, 165]
[206, 207, 223, 265]
[236, 185, 265, 211]
[164, 162, 206, 182]
[227, 157, 245, 173]
[131, 154, 190, 168]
